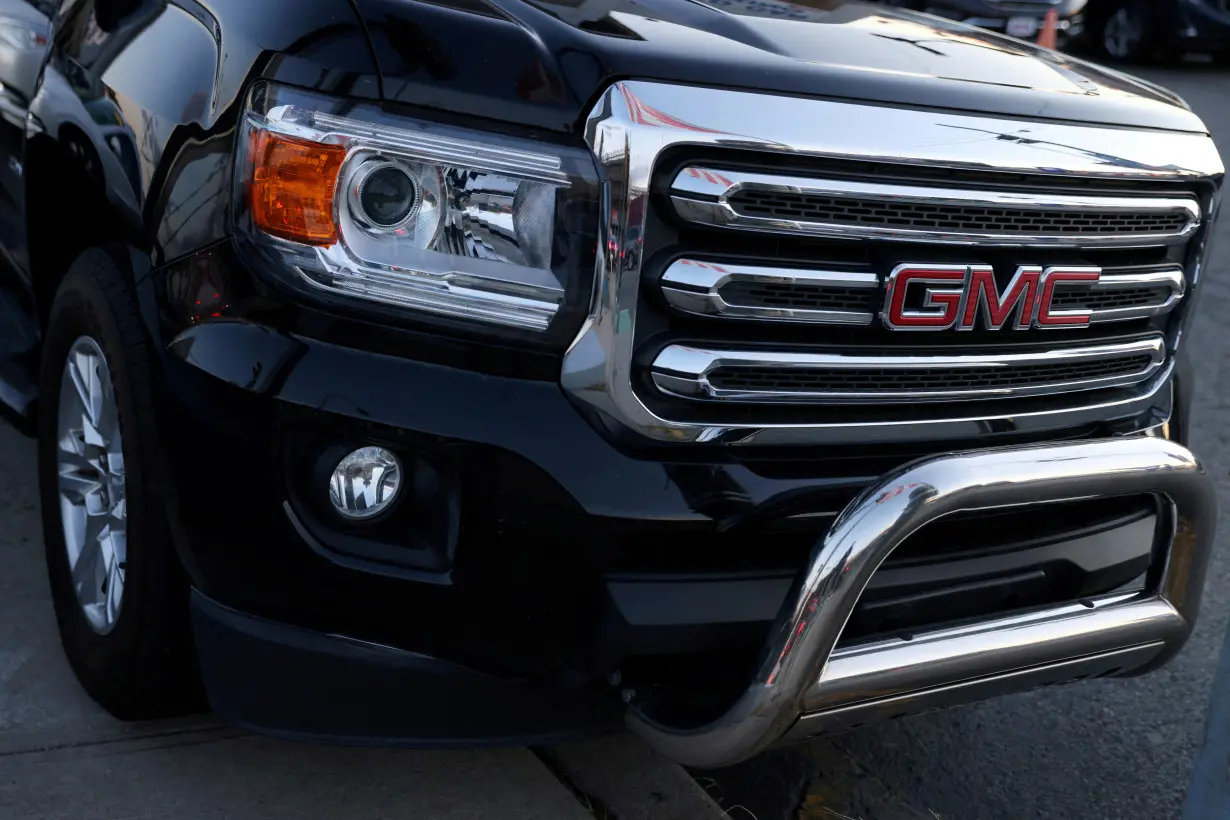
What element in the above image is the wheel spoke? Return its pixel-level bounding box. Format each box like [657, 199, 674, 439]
[58, 467, 101, 500]
[106, 450, 125, 480]
[104, 555, 123, 625]
[59, 495, 87, 565]
[82, 504, 109, 546]
[104, 528, 126, 624]
[81, 413, 107, 451]
[68, 350, 99, 426]
[57, 433, 91, 466]
[110, 498, 127, 532]
[96, 375, 122, 453]
[70, 534, 103, 600]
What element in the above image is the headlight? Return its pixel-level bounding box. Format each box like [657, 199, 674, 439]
[233, 82, 600, 342]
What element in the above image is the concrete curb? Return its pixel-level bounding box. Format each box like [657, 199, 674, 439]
[691, 739, 940, 820]
[542, 733, 728, 819]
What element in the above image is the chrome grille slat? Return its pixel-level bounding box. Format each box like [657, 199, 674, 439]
[661, 259, 1185, 326]
[1078, 268, 1186, 323]
[670, 169, 1201, 247]
[659, 260, 879, 324]
[651, 337, 1166, 403]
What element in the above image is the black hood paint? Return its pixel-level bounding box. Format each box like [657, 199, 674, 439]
[350, 0, 1206, 135]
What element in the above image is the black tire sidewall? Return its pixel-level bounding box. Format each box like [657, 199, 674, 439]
[38, 249, 196, 718]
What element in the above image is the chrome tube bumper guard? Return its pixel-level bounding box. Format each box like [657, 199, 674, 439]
[626, 438, 1216, 768]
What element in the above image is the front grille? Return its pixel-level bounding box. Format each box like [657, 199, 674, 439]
[644, 161, 1197, 416]
[707, 355, 1155, 395]
[564, 80, 1222, 448]
[728, 190, 1191, 238]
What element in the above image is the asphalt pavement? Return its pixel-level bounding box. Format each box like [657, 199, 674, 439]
[702, 65, 1230, 820]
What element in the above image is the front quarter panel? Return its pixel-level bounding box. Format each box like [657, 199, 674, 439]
[23, 0, 379, 321]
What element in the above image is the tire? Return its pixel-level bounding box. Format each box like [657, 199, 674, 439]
[38, 248, 202, 719]
[1092, 0, 1159, 62]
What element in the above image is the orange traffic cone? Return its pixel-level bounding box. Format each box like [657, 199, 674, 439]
[1037, 9, 1059, 49]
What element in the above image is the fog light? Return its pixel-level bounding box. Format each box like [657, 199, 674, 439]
[328, 446, 401, 519]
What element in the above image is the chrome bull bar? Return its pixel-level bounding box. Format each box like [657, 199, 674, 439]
[626, 437, 1216, 769]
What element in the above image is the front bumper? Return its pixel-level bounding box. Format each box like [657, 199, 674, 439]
[157, 267, 1209, 758]
[627, 437, 1215, 767]
[190, 590, 621, 745]
[175, 326, 1213, 757]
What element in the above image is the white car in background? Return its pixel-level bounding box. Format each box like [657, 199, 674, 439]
[0, 0, 49, 104]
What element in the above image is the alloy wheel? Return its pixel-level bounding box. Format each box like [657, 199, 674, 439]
[56, 336, 127, 634]
[1103, 6, 1143, 59]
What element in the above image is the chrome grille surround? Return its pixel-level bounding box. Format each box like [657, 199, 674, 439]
[564, 81, 1224, 446]
[671, 170, 1202, 247]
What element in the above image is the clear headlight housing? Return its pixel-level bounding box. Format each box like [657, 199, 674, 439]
[233, 82, 600, 344]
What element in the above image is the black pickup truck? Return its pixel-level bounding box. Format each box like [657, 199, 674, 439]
[0, 0, 1221, 767]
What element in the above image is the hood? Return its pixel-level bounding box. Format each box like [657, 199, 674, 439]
[351, 0, 1206, 134]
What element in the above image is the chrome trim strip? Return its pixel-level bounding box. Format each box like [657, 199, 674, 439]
[670, 169, 1202, 247]
[643, 354, 1175, 446]
[625, 437, 1216, 768]
[1086, 267, 1186, 323]
[651, 337, 1165, 403]
[783, 642, 1164, 741]
[659, 260, 878, 325]
[564, 80, 1222, 445]
[803, 593, 1175, 712]
[659, 261, 1184, 327]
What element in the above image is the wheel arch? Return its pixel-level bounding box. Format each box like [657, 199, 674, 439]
[24, 129, 143, 328]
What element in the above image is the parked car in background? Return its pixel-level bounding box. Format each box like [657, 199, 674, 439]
[0, 0, 49, 103]
[1083, 0, 1230, 62]
[886, 0, 1086, 44]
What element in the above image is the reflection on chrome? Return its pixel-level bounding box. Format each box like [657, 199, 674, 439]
[650, 336, 1166, 403]
[670, 167, 1202, 247]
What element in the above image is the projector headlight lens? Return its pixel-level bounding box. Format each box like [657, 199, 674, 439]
[234, 82, 600, 343]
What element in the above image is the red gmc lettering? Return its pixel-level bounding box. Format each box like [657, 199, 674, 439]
[958, 265, 1040, 331]
[883, 264, 1102, 331]
[882, 266, 967, 329]
[1036, 267, 1101, 328]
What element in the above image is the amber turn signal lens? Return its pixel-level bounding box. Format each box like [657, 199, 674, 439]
[250, 131, 346, 245]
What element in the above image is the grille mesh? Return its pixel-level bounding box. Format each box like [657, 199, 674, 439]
[706, 354, 1155, 395]
[719, 281, 877, 312]
[1049, 286, 1169, 311]
[729, 190, 1191, 236]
